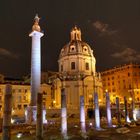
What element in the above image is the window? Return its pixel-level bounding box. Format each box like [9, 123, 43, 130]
[24, 104, 27, 109]
[25, 89, 28, 93]
[85, 62, 89, 70]
[124, 85, 126, 89]
[18, 96, 21, 102]
[70, 45, 75, 52]
[61, 65, 63, 72]
[23, 96, 27, 101]
[83, 46, 88, 52]
[17, 105, 22, 110]
[128, 73, 130, 77]
[71, 62, 75, 70]
[112, 88, 116, 92]
[0, 105, 2, 111]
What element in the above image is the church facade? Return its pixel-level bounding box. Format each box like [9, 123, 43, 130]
[57, 26, 103, 113]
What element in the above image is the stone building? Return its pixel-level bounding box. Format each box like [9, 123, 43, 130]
[101, 63, 140, 107]
[57, 26, 103, 114]
[0, 82, 52, 117]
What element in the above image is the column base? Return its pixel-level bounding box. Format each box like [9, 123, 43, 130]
[25, 106, 47, 124]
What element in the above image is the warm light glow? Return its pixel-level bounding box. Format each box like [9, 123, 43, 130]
[11, 118, 15, 124]
[129, 97, 132, 101]
[105, 89, 108, 92]
[16, 133, 22, 138]
[89, 94, 92, 98]
[98, 99, 101, 102]
[89, 122, 93, 126]
[53, 100, 56, 104]
[12, 109, 15, 114]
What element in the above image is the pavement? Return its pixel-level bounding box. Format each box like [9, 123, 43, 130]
[1, 120, 140, 140]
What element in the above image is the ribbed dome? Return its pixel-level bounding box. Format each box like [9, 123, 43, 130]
[58, 26, 96, 76]
[59, 26, 94, 59]
[59, 40, 94, 59]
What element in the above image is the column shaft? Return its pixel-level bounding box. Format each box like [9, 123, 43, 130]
[116, 97, 121, 125]
[80, 95, 86, 133]
[94, 92, 100, 129]
[106, 92, 112, 127]
[36, 93, 43, 140]
[61, 88, 67, 138]
[2, 84, 12, 140]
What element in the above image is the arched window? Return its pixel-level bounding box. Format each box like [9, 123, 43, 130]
[71, 62, 75, 70]
[61, 65, 63, 72]
[85, 62, 89, 70]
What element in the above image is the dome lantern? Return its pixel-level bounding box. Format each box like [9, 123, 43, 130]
[70, 26, 81, 41]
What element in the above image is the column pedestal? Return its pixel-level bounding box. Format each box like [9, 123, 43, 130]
[25, 106, 47, 124]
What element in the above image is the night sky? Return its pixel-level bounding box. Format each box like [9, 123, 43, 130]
[0, 0, 140, 78]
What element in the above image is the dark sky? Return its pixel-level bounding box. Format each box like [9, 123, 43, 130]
[0, 0, 140, 78]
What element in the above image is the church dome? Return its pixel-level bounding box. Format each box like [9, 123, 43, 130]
[58, 26, 96, 76]
[59, 26, 94, 59]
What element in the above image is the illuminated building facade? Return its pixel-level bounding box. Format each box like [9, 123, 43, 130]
[101, 63, 140, 107]
[58, 26, 103, 114]
[0, 81, 51, 118]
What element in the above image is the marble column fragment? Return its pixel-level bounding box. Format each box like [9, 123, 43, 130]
[94, 92, 101, 130]
[36, 93, 43, 140]
[106, 91, 112, 127]
[61, 88, 67, 138]
[80, 95, 86, 133]
[116, 97, 121, 125]
[124, 96, 130, 123]
[2, 84, 12, 140]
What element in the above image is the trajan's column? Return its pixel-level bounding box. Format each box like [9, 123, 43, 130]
[26, 15, 46, 123]
[29, 14, 43, 106]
